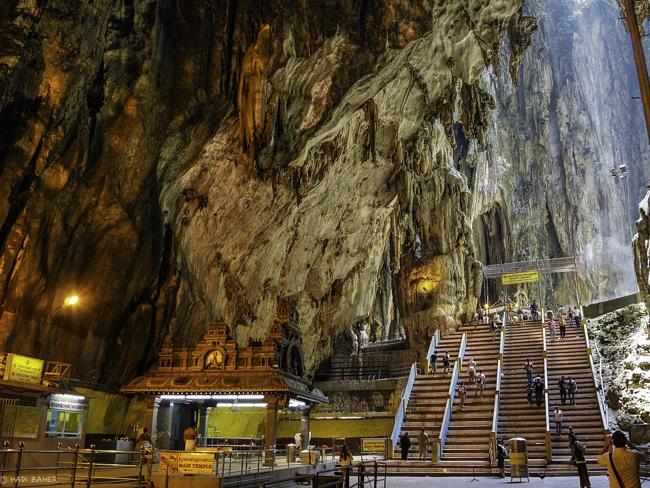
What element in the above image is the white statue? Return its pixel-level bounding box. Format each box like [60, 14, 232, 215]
[359, 325, 370, 349]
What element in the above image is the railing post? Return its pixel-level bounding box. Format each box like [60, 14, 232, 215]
[13, 441, 23, 488]
[86, 444, 95, 488]
[55, 442, 63, 478]
[71, 444, 79, 488]
[2, 440, 9, 473]
[374, 460, 378, 488]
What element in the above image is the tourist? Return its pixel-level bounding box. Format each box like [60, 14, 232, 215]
[597, 430, 644, 488]
[533, 376, 544, 407]
[559, 316, 567, 339]
[531, 300, 539, 320]
[568, 377, 577, 405]
[524, 359, 535, 383]
[568, 426, 578, 460]
[136, 428, 154, 485]
[442, 352, 450, 373]
[472, 310, 479, 325]
[573, 307, 582, 328]
[430, 351, 437, 374]
[559, 305, 566, 317]
[475, 370, 486, 397]
[574, 440, 591, 488]
[457, 381, 467, 410]
[183, 423, 197, 451]
[490, 317, 498, 340]
[517, 307, 524, 323]
[418, 428, 429, 460]
[558, 376, 567, 404]
[497, 439, 507, 478]
[554, 407, 563, 437]
[527, 381, 534, 407]
[468, 358, 476, 383]
[399, 432, 411, 460]
[549, 318, 557, 340]
[340, 444, 353, 480]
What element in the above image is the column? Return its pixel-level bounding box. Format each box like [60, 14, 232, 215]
[142, 396, 156, 437]
[300, 406, 311, 450]
[198, 405, 209, 447]
[264, 395, 279, 465]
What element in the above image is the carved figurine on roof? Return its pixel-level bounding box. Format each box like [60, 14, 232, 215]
[265, 300, 305, 377]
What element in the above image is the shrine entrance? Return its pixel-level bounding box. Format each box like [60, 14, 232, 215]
[121, 302, 327, 458]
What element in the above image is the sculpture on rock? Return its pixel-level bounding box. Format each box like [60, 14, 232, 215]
[358, 322, 370, 349]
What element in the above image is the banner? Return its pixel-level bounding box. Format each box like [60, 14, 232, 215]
[501, 271, 540, 285]
[159, 452, 179, 472]
[361, 438, 386, 452]
[3, 354, 44, 384]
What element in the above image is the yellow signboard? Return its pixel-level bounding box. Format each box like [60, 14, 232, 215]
[502, 271, 540, 285]
[159, 452, 214, 474]
[178, 452, 214, 474]
[361, 438, 387, 452]
[3, 354, 44, 384]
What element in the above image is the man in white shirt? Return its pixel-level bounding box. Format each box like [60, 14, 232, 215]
[597, 430, 644, 488]
[554, 407, 563, 437]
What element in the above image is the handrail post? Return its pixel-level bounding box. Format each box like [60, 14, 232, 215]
[56, 442, 63, 478]
[87, 444, 96, 488]
[13, 441, 23, 488]
[71, 444, 79, 488]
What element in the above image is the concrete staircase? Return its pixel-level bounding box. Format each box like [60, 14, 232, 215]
[400, 332, 462, 457]
[441, 324, 500, 466]
[546, 324, 606, 464]
[388, 319, 607, 477]
[498, 320, 548, 466]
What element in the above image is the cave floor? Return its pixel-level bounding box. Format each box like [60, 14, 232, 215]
[385, 475, 613, 487]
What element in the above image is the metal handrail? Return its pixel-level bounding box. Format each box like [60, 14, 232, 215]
[390, 363, 418, 447]
[436, 333, 467, 460]
[586, 324, 610, 431]
[426, 329, 441, 373]
[541, 326, 552, 462]
[498, 328, 505, 359]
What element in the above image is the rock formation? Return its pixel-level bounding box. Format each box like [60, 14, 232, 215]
[1, 1, 534, 383]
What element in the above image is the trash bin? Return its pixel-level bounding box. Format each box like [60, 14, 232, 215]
[287, 443, 297, 464]
[508, 437, 528, 479]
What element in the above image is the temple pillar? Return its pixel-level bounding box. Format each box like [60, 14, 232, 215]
[143, 396, 156, 437]
[198, 405, 209, 447]
[300, 406, 311, 449]
[264, 395, 279, 465]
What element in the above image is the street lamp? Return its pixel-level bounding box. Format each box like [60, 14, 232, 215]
[610, 164, 634, 243]
[63, 295, 79, 307]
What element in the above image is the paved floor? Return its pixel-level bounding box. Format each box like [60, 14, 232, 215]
[386, 475, 612, 487]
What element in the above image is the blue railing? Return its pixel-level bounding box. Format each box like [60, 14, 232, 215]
[436, 332, 467, 460]
[584, 324, 609, 432]
[390, 363, 418, 448]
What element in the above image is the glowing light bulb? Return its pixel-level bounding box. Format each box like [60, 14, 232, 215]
[64, 295, 80, 307]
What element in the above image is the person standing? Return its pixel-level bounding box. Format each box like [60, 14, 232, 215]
[554, 407, 563, 437]
[457, 382, 467, 410]
[339, 444, 353, 481]
[136, 428, 154, 486]
[573, 307, 582, 328]
[568, 377, 577, 405]
[527, 381, 534, 407]
[442, 352, 450, 374]
[399, 432, 411, 461]
[183, 423, 197, 451]
[559, 317, 567, 339]
[468, 358, 476, 384]
[597, 430, 644, 488]
[475, 370, 486, 397]
[534, 376, 544, 407]
[568, 426, 578, 461]
[497, 439, 507, 478]
[558, 376, 567, 404]
[524, 360, 535, 383]
[574, 440, 591, 488]
[430, 351, 437, 374]
[531, 300, 539, 320]
[549, 319, 557, 340]
[418, 428, 429, 460]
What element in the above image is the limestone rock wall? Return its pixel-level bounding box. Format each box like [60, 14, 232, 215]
[0, 1, 531, 383]
[476, 0, 650, 306]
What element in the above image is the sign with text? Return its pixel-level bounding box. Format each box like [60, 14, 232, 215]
[178, 452, 214, 474]
[361, 438, 387, 452]
[49, 394, 87, 411]
[3, 354, 44, 384]
[501, 271, 540, 285]
[159, 452, 214, 475]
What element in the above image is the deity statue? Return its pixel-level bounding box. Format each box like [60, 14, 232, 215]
[358, 323, 370, 349]
[205, 349, 225, 369]
[346, 325, 359, 356]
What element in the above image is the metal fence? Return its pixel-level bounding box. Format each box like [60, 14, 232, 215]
[0, 443, 387, 487]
